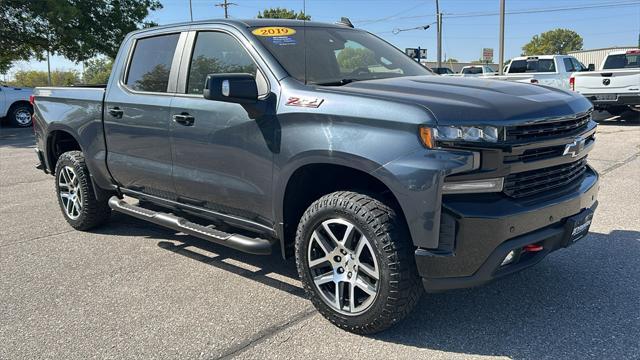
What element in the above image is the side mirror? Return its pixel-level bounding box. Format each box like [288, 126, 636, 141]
[203, 73, 258, 104]
[587, 64, 595, 71]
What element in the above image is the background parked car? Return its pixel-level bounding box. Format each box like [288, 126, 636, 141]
[571, 49, 640, 116]
[0, 85, 34, 127]
[492, 55, 588, 89]
[430, 67, 455, 75]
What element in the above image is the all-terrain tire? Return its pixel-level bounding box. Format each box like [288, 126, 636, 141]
[54, 151, 111, 230]
[295, 191, 422, 334]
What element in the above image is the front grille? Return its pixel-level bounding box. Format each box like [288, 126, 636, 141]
[506, 114, 590, 141]
[503, 158, 588, 198]
[504, 145, 566, 163]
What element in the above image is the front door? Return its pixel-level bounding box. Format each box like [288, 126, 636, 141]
[170, 30, 275, 225]
[104, 31, 185, 199]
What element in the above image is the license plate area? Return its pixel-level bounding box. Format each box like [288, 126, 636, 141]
[594, 94, 617, 101]
[563, 208, 594, 246]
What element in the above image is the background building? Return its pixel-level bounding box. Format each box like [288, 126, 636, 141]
[569, 46, 637, 68]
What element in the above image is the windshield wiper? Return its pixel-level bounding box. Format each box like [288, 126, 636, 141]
[313, 78, 359, 86]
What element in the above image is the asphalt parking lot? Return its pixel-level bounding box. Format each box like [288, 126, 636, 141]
[1, 111, 639, 360]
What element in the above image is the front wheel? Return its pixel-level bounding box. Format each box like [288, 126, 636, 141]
[295, 191, 422, 334]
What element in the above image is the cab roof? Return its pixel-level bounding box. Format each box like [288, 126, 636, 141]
[132, 18, 353, 35]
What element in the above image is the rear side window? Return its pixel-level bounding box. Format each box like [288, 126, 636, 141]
[462, 67, 483, 74]
[186, 32, 257, 94]
[508, 59, 556, 73]
[563, 58, 575, 72]
[125, 33, 180, 92]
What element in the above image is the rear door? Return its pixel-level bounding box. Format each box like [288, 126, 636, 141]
[104, 29, 188, 199]
[169, 26, 275, 226]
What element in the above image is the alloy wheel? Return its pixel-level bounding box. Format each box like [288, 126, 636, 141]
[58, 166, 83, 220]
[307, 218, 380, 316]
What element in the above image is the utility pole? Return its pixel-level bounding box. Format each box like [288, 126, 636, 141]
[435, 0, 442, 68]
[46, 50, 52, 86]
[498, 0, 505, 75]
[215, 0, 236, 19]
[189, 0, 193, 21]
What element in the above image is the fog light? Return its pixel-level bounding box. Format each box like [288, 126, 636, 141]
[501, 250, 516, 266]
[442, 178, 504, 194]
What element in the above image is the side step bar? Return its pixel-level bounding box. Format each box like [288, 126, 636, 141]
[108, 196, 274, 255]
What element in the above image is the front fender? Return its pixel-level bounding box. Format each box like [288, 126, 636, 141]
[372, 148, 476, 249]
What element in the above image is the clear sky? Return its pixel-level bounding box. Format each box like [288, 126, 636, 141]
[6, 0, 639, 78]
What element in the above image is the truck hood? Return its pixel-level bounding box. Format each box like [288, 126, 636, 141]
[324, 76, 591, 125]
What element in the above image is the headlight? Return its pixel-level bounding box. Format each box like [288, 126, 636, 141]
[434, 125, 500, 143]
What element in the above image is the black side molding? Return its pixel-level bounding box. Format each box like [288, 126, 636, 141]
[108, 196, 274, 255]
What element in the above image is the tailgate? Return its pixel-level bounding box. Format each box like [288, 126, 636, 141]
[574, 70, 640, 94]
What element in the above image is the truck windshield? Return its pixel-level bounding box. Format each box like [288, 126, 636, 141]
[602, 53, 640, 69]
[251, 26, 431, 85]
[509, 59, 556, 73]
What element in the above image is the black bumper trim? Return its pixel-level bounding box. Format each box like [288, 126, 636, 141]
[420, 202, 598, 292]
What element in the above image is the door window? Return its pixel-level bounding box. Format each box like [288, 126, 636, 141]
[125, 33, 180, 92]
[186, 32, 258, 95]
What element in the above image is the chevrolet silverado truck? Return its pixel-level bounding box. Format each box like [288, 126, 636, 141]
[571, 49, 640, 116]
[32, 19, 599, 334]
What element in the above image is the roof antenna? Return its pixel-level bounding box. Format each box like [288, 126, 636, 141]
[336, 17, 354, 28]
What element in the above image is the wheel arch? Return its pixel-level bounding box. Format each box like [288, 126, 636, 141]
[276, 153, 409, 259]
[46, 129, 83, 175]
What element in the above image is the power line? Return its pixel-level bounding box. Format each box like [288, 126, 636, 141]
[360, 0, 639, 24]
[215, 0, 237, 19]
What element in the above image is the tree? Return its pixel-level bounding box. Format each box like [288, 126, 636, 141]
[257, 8, 311, 20]
[336, 48, 376, 72]
[444, 58, 459, 63]
[9, 70, 80, 87]
[83, 58, 113, 85]
[522, 29, 583, 55]
[0, 0, 162, 74]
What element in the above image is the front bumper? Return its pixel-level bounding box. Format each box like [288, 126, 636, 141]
[582, 93, 640, 107]
[417, 165, 599, 292]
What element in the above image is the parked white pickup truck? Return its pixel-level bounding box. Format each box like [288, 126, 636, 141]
[571, 49, 640, 116]
[0, 85, 34, 127]
[459, 65, 496, 77]
[491, 55, 588, 89]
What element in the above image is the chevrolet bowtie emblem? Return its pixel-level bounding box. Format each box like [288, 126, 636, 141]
[563, 136, 586, 157]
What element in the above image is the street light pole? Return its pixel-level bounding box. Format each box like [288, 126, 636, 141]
[499, 0, 505, 75]
[436, 0, 442, 68]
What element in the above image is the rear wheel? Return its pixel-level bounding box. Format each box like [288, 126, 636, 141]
[54, 151, 111, 230]
[8, 104, 33, 127]
[295, 191, 422, 334]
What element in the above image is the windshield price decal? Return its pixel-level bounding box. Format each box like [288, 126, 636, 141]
[252, 27, 297, 37]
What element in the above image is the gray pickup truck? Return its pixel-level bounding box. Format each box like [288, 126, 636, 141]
[33, 19, 599, 334]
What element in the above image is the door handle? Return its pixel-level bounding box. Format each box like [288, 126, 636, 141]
[108, 107, 123, 118]
[172, 112, 195, 126]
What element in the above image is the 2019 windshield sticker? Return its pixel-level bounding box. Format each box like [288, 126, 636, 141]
[252, 27, 297, 36]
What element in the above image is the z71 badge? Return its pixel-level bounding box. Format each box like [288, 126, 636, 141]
[285, 96, 324, 108]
